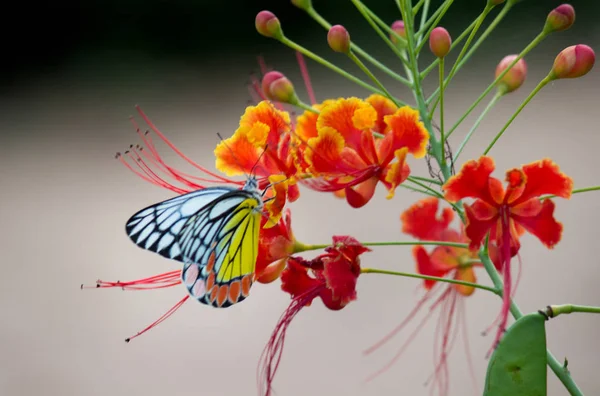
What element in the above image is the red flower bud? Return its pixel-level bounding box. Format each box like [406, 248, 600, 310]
[495, 55, 527, 94]
[429, 27, 451, 58]
[255, 11, 283, 39]
[390, 20, 406, 45]
[262, 71, 298, 104]
[327, 25, 351, 54]
[544, 4, 575, 33]
[550, 44, 595, 79]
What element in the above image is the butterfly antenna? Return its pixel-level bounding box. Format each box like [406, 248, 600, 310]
[250, 144, 269, 179]
[216, 132, 250, 181]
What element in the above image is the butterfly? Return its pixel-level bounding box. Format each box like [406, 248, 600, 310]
[125, 176, 264, 308]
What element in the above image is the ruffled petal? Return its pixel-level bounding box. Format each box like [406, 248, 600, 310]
[383, 148, 410, 199]
[345, 176, 379, 208]
[239, 101, 291, 149]
[443, 156, 502, 205]
[400, 197, 454, 241]
[383, 106, 429, 159]
[511, 159, 573, 206]
[280, 258, 321, 306]
[305, 126, 345, 174]
[413, 246, 446, 290]
[263, 174, 289, 228]
[214, 125, 265, 176]
[512, 199, 564, 249]
[317, 97, 375, 151]
[366, 94, 398, 134]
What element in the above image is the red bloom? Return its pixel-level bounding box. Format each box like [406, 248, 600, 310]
[443, 156, 572, 346]
[365, 198, 502, 395]
[259, 236, 370, 395]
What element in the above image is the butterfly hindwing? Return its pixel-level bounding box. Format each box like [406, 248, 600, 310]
[125, 187, 235, 262]
[179, 191, 262, 308]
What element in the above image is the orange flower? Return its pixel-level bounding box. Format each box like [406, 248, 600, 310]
[297, 95, 429, 208]
[443, 156, 572, 347]
[215, 101, 301, 222]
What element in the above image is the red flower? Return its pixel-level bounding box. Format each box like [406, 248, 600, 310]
[259, 236, 370, 396]
[296, 95, 429, 208]
[365, 198, 503, 395]
[442, 156, 572, 346]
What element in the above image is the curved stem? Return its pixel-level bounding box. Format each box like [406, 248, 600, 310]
[415, 0, 455, 53]
[408, 175, 442, 186]
[302, 240, 469, 252]
[362, 267, 500, 295]
[439, 56, 446, 165]
[347, 49, 403, 106]
[542, 186, 600, 200]
[452, 91, 502, 161]
[483, 75, 551, 155]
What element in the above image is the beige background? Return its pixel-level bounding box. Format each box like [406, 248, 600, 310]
[1, 21, 600, 396]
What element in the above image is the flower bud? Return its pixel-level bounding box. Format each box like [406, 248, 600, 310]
[291, 0, 312, 11]
[255, 11, 283, 39]
[544, 4, 575, 33]
[495, 55, 527, 94]
[262, 71, 298, 104]
[327, 25, 351, 54]
[429, 27, 451, 58]
[390, 20, 406, 46]
[550, 44, 595, 79]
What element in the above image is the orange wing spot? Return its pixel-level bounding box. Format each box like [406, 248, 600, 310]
[217, 285, 229, 307]
[228, 280, 241, 304]
[206, 272, 216, 291]
[209, 285, 219, 303]
[241, 275, 252, 297]
[206, 252, 216, 273]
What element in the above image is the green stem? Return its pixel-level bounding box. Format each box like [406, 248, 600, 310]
[483, 74, 551, 155]
[412, 0, 426, 17]
[443, 30, 548, 137]
[305, 240, 469, 251]
[407, 175, 442, 186]
[347, 50, 403, 106]
[362, 267, 500, 295]
[430, 5, 494, 111]
[399, 182, 439, 197]
[304, 8, 412, 87]
[294, 100, 320, 114]
[548, 304, 600, 317]
[479, 246, 584, 396]
[439, 56, 446, 165]
[541, 186, 600, 200]
[452, 91, 502, 161]
[279, 36, 390, 98]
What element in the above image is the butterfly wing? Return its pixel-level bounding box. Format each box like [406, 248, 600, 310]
[125, 187, 235, 262]
[178, 191, 262, 308]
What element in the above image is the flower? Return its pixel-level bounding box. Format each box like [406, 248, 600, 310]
[259, 236, 370, 395]
[443, 156, 572, 346]
[255, 208, 310, 284]
[365, 198, 501, 395]
[296, 95, 429, 208]
[327, 25, 351, 54]
[429, 27, 452, 58]
[550, 44, 595, 80]
[214, 100, 300, 224]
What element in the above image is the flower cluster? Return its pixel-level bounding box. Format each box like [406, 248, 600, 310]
[89, 1, 598, 395]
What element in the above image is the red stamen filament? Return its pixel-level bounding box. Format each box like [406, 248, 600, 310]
[295, 51, 317, 105]
[258, 287, 322, 396]
[94, 270, 182, 290]
[125, 295, 189, 343]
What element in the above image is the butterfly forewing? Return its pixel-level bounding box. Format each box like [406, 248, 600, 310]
[125, 187, 235, 262]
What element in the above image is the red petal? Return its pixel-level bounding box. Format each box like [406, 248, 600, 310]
[510, 158, 573, 206]
[511, 198, 543, 217]
[382, 148, 410, 200]
[280, 258, 322, 304]
[443, 156, 502, 206]
[400, 197, 454, 240]
[345, 176, 379, 208]
[413, 246, 445, 289]
[470, 199, 499, 221]
[322, 256, 359, 308]
[366, 94, 398, 134]
[512, 199, 564, 248]
[464, 203, 499, 250]
[383, 106, 429, 159]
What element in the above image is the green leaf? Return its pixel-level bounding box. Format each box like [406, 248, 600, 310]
[483, 312, 548, 396]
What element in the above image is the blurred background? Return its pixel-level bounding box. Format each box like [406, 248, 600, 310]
[1, 0, 599, 395]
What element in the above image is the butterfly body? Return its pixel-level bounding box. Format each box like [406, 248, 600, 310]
[126, 177, 264, 308]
